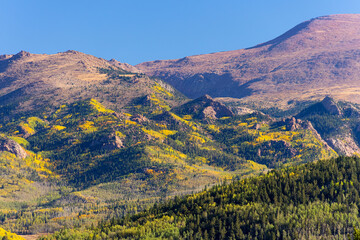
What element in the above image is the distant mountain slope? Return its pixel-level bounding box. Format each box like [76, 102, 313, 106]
[0, 50, 184, 117]
[137, 14, 360, 108]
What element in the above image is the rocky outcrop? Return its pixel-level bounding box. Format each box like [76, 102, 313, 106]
[234, 107, 255, 116]
[131, 114, 149, 123]
[0, 136, 28, 159]
[327, 134, 360, 156]
[103, 135, 124, 151]
[295, 97, 360, 155]
[11, 50, 31, 61]
[175, 94, 234, 120]
[283, 117, 302, 131]
[321, 96, 342, 115]
[200, 106, 218, 119]
[90, 133, 124, 151]
[281, 117, 333, 151]
[304, 121, 334, 151]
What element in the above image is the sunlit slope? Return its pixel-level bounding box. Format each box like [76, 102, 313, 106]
[0, 50, 185, 118]
[138, 14, 360, 108]
[42, 156, 360, 240]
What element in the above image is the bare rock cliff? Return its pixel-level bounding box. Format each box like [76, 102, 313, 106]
[0, 136, 28, 159]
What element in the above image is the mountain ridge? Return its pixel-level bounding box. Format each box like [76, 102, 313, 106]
[137, 14, 360, 108]
[3, 19, 360, 235]
[0, 50, 185, 118]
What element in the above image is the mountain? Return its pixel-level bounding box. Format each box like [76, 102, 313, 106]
[137, 14, 360, 108]
[0, 50, 184, 117]
[0, 50, 345, 236]
[0, 73, 335, 235]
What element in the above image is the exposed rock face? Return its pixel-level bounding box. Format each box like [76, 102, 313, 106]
[0, 136, 28, 159]
[297, 96, 345, 118]
[137, 14, 360, 106]
[131, 114, 149, 123]
[90, 133, 124, 151]
[234, 107, 255, 115]
[175, 94, 234, 119]
[201, 106, 218, 119]
[321, 96, 342, 115]
[106, 135, 124, 150]
[281, 117, 333, 151]
[303, 121, 334, 151]
[295, 97, 360, 155]
[284, 117, 302, 131]
[327, 134, 360, 156]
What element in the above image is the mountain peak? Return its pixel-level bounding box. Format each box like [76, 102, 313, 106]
[11, 50, 32, 60]
[174, 94, 233, 119]
[321, 96, 342, 115]
[198, 94, 213, 101]
[0, 50, 156, 115]
[63, 50, 82, 54]
[137, 14, 360, 105]
[249, 14, 360, 52]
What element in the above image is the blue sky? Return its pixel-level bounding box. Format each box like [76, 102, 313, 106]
[1, 0, 360, 64]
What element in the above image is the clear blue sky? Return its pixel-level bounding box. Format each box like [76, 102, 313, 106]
[1, 0, 360, 65]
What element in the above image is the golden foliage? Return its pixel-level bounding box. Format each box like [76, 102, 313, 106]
[0, 227, 25, 240]
[89, 99, 114, 114]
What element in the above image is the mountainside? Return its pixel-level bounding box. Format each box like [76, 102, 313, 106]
[0, 72, 336, 235]
[137, 14, 360, 108]
[0, 50, 356, 237]
[42, 156, 360, 240]
[0, 50, 184, 118]
[295, 96, 360, 157]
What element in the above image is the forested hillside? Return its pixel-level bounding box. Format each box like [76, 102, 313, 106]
[42, 156, 360, 240]
[0, 93, 336, 235]
[1, 50, 358, 239]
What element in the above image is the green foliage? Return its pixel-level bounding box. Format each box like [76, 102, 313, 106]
[0, 97, 339, 236]
[302, 114, 343, 137]
[354, 227, 360, 240]
[0, 227, 25, 240]
[45, 156, 360, 239]
[98, 67, 146, 83]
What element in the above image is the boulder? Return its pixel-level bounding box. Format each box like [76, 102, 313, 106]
[0, 136, 28, 159]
